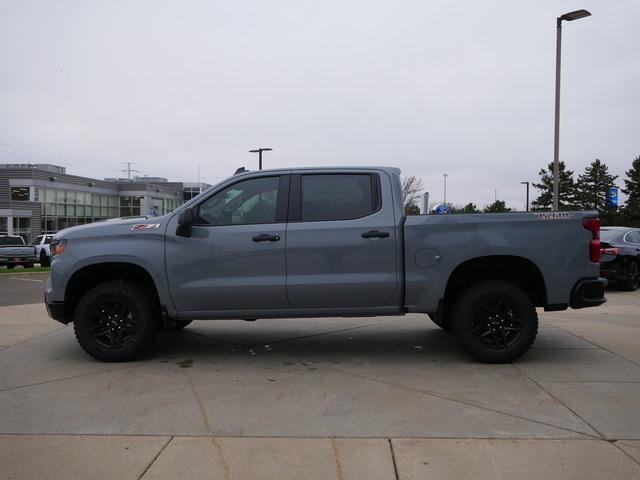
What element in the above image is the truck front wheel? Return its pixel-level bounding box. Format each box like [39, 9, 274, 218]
[451, 280, 538, 363]
[73, 280, 158, 362]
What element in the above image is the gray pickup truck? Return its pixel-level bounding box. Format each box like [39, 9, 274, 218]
[0, 235, 37, 269]
[45, 166, 606, 363]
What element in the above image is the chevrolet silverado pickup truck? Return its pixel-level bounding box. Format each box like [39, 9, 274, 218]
[0, 235, 37, 269]
[45, 167, 606, 363]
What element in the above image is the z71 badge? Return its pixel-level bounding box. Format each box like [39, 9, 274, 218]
[130, 223, 161, 231]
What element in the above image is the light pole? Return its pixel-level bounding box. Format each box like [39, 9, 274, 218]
[249, 147, 273, 170]
[520, 181, 530, 211]
[443, 173, 448, 204]
[553, 9, 591, 211]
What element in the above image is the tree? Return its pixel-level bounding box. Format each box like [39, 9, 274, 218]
[531, 161, 577, 211]
[483, 200, 511, 213]
[401, 175, 424, 215]
[622, 155, 640, 226]
[451, 202, 480, 214]
[575, 159, 619, 213]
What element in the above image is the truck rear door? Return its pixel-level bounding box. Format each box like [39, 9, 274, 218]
[285, 170, 400, 308]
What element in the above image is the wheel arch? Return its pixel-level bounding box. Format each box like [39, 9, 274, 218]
[443, 255, 547, 307]
[64, 262, 162, 322]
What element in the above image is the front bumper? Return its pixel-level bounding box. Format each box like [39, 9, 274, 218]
[0, 256, 38, 265]
[45, 299, 68, 323]
[570, 277, 607, 309]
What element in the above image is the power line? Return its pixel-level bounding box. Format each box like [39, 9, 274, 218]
[122, 162, 139, 180]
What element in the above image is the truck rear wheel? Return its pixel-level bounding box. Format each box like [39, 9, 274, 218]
[451, 280, 538, 363]
[73, 280, 158, 362]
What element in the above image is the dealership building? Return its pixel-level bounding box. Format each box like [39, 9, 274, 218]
[0, 163, 207, 241]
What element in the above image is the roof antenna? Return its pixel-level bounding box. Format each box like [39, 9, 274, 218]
[234, 167, 248, 175]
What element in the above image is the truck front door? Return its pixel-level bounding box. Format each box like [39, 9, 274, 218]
[165, 174, 290, 313]
[285, 171, 400, 308]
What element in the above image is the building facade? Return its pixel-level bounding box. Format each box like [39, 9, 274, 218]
[0, 164, 185, 241]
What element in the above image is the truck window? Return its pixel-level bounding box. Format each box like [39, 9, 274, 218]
[300, 174, 377, 221]
[197, 176, 280, 226]
[33, 236, 43, 245]
[626, 230, 640, 244]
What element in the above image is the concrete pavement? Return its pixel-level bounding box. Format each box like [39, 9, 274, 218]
[1, 290, 639, 478]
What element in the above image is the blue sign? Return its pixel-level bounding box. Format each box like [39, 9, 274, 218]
[434, 204, 450, 215]
[606, 187, 619, 207]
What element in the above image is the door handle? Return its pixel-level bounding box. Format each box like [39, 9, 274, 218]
[252, 234, 280, 242]
[361, 230, 390, 239]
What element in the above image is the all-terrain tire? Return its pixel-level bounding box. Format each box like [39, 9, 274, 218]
[40, 251, 51, 267]
[620, 260, 640, 292]
[73, 280, 159, 362]
[451, 280, 538, 363]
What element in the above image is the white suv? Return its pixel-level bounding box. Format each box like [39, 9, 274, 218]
[32, 234, 54, 266]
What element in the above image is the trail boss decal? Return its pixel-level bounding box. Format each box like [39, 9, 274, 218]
[536, 212, 570, 220]
[130, 223, 161, 231]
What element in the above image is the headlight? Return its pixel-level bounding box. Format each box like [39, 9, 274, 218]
[51, 239, 67, 256]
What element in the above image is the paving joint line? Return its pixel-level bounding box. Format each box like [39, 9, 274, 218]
[511, 363, 605, 440]
[268, 350, 600, 440]
[0, 365, 136, 393]
[0, 325, 68, 351]
[137, 435, 173, 480]
[388, 439, 400, 480]
[611, 440, 640, 468]
[549, 323, 640, 368]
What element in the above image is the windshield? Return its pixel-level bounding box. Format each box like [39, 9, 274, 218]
[600, 229, 623, 242]
[0, 236, 25, 246]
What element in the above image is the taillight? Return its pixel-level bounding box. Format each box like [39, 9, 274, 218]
[600, 247, 619, 256]
[583, 218, 600, 262]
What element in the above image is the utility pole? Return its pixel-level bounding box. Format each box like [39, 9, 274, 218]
[521, 181, 530, 211]
[494, 189, 498, 202]
[443, 173, 448, 204]
[553, 9, 591, 211]
[249, 148, 273, 170]
[122, 162, 138, 180]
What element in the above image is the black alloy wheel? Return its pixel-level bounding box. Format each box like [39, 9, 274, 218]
[90, 300, 138, 349]
[451, 280, 538, 363]
[74, 280, 158, 361]
[472, 297, 522, 350]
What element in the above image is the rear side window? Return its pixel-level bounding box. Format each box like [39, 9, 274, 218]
[300, 174, 378, 222]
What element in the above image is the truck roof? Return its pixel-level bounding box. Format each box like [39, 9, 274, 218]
[232, 166, 402, 176]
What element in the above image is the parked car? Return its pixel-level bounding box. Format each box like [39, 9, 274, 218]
[45, 166, 606, 363]
[0, 235, 38, 269]
[600, 227, 640, 291]
[32, 234, 54, 267]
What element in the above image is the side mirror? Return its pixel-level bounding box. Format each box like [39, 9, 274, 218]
[176, 207, 196, 237]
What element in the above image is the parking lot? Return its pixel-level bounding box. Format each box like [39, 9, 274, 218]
[1, 272, 640, 479]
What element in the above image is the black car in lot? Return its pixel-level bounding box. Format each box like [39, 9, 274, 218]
[600, 227, 640, 291]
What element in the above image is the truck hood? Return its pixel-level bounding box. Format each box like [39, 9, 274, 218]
[54, 214, 173, 240]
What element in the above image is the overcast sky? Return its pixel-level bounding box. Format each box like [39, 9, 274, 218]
[1, 0, 638, 209]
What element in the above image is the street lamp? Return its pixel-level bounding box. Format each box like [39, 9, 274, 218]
[520, 181, 530, 212]
[553, 9, 591, 211]
[443, 173, 448, 204]
[249, 148, 273, 170]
